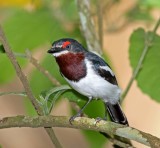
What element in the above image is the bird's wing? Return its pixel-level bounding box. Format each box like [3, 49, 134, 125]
[85, 52, 118, 85]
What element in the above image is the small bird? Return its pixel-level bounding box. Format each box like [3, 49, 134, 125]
[48, 38, 128, 125]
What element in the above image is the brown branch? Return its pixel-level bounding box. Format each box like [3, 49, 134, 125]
[0, 27, 62, 148]
[0, 29, 41, 113]
[0, 115, 160, 148]
[77, 0, 102, 55]
[13, 50, 61, 86]
[25, 49, 60, 86]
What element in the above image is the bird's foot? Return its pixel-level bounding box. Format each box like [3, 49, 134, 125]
[69, 112, 83, 124]
[94, 117, 107, 125]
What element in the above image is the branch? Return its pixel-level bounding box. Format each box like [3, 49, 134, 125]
[121, 17, 160, 101]
[0, 115, 160, 148]
[0, 27, 62, 148]
[0, 91, 27, 97]
[13, 50, 60, 87]
[0, 31, 41, 113]
[25, 49, 60, 86]
[77, 0, 102, 55]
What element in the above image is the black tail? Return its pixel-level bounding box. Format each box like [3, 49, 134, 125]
[102, 102, 131, 147]
[105, 102, 128, 125]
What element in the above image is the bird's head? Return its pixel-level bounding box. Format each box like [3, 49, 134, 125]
[48, 38, 87, 57]
[47, 38, 87, 81]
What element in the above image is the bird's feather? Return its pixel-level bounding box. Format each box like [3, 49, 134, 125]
[85, 52, 118, 85]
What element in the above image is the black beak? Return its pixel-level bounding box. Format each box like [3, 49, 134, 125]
[47, 48, 54, 54]
[47, 47, 61, 54]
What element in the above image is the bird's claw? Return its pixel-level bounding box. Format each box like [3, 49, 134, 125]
[94, 117, 106, 125]
[69, 112, 82, 124]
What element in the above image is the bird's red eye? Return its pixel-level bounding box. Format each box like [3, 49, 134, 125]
[62, 41, 71, 48]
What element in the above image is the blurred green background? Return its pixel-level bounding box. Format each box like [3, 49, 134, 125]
[1, 0, 160, 148]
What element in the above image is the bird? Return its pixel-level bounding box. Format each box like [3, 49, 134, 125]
[47, 38, 128, 125]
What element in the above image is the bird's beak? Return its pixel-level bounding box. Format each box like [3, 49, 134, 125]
[47, 47, 61, 54]
[47, 48, 55, 54]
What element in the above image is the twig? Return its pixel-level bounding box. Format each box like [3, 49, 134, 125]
[76, 0, 102, 55]
[13, 51, 60, 86]
[0, 26, 62, 148]
[0, 29, 41, 113]
[0, 91, 27, 97]
[121, 17, 160, 101]
[25, 49, 60, 86]
[0, 115, 160, 148]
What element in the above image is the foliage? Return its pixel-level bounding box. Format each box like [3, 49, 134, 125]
[129, 28, 160, 102]
[0, 0, 160, 147]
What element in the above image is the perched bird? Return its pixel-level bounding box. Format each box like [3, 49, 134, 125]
[48, 38, 128, 125]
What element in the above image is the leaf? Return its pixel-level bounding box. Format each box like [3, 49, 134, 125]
[129, 28, 160, 102]
[0, 7, 66, 84]
[83, 130, 106, 148]
[38, 85, 71, 115]
[126, 5, 153, 22]
[2, 8, 63, 52]
[0, 44, 5, 53]
[60, 0, 78, 21]
[0, 55, 16, 83]
[140, 0, 160, 8]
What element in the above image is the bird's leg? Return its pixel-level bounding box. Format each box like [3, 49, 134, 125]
[94, 102, 108, 125]
[69, 97, 93, 124]
[104, 103, 108, 120]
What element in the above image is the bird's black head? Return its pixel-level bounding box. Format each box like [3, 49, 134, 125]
[47, 38, 87, 57]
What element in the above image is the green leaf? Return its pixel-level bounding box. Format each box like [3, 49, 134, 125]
[2, 8, 63, 51]
[0, 44, 5, 53]
[0, 55, 16, 83]
[140, 0, 160, 8]
[126, 5, 153, 21]
[1, 6, 75, 84]
[60, 0, 78, 21]
[39, 85, 71, 115]
[129, 28, 160, 102]
[83, 130, 106, 148]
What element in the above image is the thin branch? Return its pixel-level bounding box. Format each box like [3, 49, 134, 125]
[121, 17, 160, 101]
[0, 91, 27, 97]
[13, 51, 60, 86]
[25, 49, 60, 86]
[0, 27, 62, 148]
[76, 0, 102, 55]
[0, 29, 41, 113]
[0, 115, 160, 148]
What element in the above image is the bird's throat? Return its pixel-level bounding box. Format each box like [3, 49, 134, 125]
[56, 52, 86, 81]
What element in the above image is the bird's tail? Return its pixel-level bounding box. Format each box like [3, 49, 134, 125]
[105, 102, 128, 125]
[103, 102, 132, 147]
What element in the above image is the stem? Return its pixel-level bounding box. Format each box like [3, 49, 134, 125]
[13, 51, 60, 87]
[76, 0, 102, 55]
[25, 49, 60, 86]
[0, 115, 160, 148]
[0, 26, 62, 148]
[0, 91, 27, 97]
[121, 18, 160, 101]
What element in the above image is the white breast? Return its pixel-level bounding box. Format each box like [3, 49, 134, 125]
[64, 59, 121, 104]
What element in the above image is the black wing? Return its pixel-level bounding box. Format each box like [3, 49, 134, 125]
[85, 52, 118, 85]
